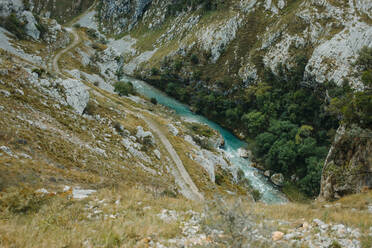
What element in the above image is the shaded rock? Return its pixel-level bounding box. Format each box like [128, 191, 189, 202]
[319, 125, 372, 200]
[20, 11, 40, 40]
[271, 173, 284, 186]
[136, 126, 155, 145]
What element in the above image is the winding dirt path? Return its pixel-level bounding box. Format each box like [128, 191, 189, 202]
[140, 115, 204, 201]
[54, 26, 204, 201]
[52, 28, 80, 74]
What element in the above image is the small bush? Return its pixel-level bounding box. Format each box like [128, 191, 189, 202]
[113, 122, 124, 133]
[150, 97, 158, 105]
[32, 68, 45, 77]
[114, 81, 136, 96]
[190, 54, 199, 64]
[85, 28, 98, 39]
[83, 101, 97, 116]
[91, 43, 105, 51]
[73, 23, 81, 28]
[174, 60, 183, 72]
[2, 13, 27, 39]
[34, 16, 48, 39]
[251, 189, 261, 202]
[151, 67, 160, 76]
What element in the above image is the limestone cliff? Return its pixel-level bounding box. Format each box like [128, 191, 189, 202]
[320, 125, 372, 200]
[95, 0, 372, 88]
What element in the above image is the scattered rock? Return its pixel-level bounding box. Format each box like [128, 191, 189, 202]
[136, 126, 155, 145]
[0, 69, 8, 76]
[272, 231, 284, 241]
[264, 170, 271, 177]
[237, 148, 252, 159]
[0, 89, 11, 97]
[35, 188, 49, 194]
[154, 149, 161, 160]
[167, 124, 179, 136]
[72, 188, 96, 199]
[15, 89, 24, 95]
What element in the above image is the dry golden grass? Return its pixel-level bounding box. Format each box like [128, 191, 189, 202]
[0, 186, 201, 248]
[251, 191, 372, 233]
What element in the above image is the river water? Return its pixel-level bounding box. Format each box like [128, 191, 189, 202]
[123, 76, 287, 204]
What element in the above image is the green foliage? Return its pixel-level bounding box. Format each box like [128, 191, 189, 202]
[186, 122, 214, 138]
[1, 13, 27, 39]
[150, 97, 158, 105]
[241, 111, 266, 135]
[190, 54, 199, 64]
[146, 53, 338, 197]
[114, 81, 136, 96]
[83, 101, 97, 116]
[32, 68, 46, 77]
[85, 28, 98, 39]
[329, 46, 372, 129]
[34, 15, 48, 39]
[251, 189, 261, 202]
[355, 46, 372, 71]
[151, 67, 160, 76]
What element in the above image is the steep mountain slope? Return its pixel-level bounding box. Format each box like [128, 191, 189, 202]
[97, 0, 372, 88]
[0, 0, 371, 247]
[88, 0, 372, 199]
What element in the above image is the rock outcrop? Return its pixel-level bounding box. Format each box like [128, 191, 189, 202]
[319, 125, 372, 200]
[99, 0, 153, 33]
[0, 0, 40, 39]
[60, 79, 90, 115]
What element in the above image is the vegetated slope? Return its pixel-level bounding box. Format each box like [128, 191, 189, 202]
[93, 0, 372, 198]
[24, 0, 95, 23]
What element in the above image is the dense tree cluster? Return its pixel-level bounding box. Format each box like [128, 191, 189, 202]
[329, 46, 372, 129]
[146, 48, 371, 197]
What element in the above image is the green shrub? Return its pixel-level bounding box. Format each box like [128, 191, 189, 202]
[2, 13, 27, 39]
[251, 189, 261, 202]
[83, 101, 97, 116]
[32, 68, 45, 77]
[151, 67, 160, 76]
[114, 81, 136, 96]
[85, 28, 98, 39]
[150, 97, 158, 105]
[190, 54, 199, 64]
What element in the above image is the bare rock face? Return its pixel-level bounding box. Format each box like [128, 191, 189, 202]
[59, 78, 90, 115]
[319, 125, 372, 200]
[0, 0, 23, 18]
[100, 0, 153, 33]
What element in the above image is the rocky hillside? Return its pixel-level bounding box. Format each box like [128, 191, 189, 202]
[0, 0, 371, 247]
[320, 125, 372, 200]
[24, 0, 94, 23]
[97, 0, 372, 88]
[86, 0, 372, 199]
